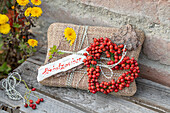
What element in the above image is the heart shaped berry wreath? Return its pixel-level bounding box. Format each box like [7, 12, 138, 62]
[83, 37, 140, 94]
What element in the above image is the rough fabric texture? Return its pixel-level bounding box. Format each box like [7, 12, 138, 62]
[40, 23, 145, 96]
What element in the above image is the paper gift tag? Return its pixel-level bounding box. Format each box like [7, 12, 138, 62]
[37, 48, 87, 82]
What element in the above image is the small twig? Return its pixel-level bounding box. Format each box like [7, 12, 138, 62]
[14, 76, 30, 91]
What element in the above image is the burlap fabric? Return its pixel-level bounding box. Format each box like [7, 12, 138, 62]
[40, 23, 145, 96]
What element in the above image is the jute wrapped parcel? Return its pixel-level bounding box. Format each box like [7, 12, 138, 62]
[39, 23, 145, 96]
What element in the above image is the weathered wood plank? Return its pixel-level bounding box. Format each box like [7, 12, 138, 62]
[124, 78, 170, 112]
[13, 61, 170, 113]
[0, 110, 8, 113]
[32, 47, 170, 112]
[0, 83, 87, 113]
[5, 46, 168, 113]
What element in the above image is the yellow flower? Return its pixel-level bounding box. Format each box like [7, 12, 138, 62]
[28, 39, 38, 47]
[0, 14, 9, 24]
[31, 7, 43, 17]
[64, 27, 76, 46]
[31, 0, 41, 5]
[25, 7, 32, 17]
[0, 24, 11, 34]
[16, 0, 29, 6]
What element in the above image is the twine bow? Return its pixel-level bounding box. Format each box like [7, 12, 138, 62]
[2, 72, 25, 103]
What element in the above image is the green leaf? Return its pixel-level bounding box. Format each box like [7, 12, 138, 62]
[2, 8, 8, 14]
[0, 34, 2, 38]
[0, 43, 3, 50]
[53, 45, 57, 49]
[49, 55, 52, 59]
[57, 51, 64, 55]
[7, 1, 12, 8]
[19, 43, 27, 50]
[0, 62, 11, 74]
[49, 45, 57, 54]
[110, 53, 115, 61]
[13, 23, 21, 28]
[18, 59, 25, 64]
[32, 48, 37, 52]
[5, 67, 11, 74]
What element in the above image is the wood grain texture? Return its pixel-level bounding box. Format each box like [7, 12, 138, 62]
[12, 48, 170, 113]
[1, 47, 170, 113]
[0, 110, 8, 113]
[0, 83, 87, 113]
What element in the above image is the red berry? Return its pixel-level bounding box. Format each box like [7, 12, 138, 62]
[114, 46, 118, 50]
[29, 100, 33, 104]
[93, 38, 97, 42]
[37, 98, 40, 102]
[32, 104, 36, 109]
[106, 54, 110, 58]
[40, 98, 44, 102]
[32, 88, 36, 91]
[87, 56, 92, 60]
[86, 48, 90, 51]
[29, 104, 33, 107]
[100, 89, 104, 92]
[33, 104, 36, 107]
[114, 89, 118, 92]
[121, 64, 125, 67]
[126, 84, 130, 87]
[119, 44, 124, 48]
[24, 103, 28, 108]
[36, 101, 40, 104]
[83, 53, 88, 56]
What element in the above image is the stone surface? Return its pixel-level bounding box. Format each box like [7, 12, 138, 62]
[79, 0, 170, 26]
[139, 53, 170, 87]
[31, 0, 170, 66]
[29, 0, 170, 84]
[143, 36, 170, 65]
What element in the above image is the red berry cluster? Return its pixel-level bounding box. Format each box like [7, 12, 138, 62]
[24, 88, 44, 110]
[83, 37, 140, 94]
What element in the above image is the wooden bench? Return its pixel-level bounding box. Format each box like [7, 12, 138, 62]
[0, 46, 170, 113]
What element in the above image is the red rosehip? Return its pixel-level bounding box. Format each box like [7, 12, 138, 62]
[119, 44, 124, 48]
[24, 103, 28, 108]
[114, 46, 118, 50]
[40, 98, 44, 102]
[86, 48, 90, 51]
[106, 54, 110, 58]
[36, 101, 40, 104]
[29, 104, 33, 107]
[93, 38, 97, 42]
[100, 89, 104, 92]
[121, 64, 125, 67]
[32, 106, 36, 110]
[83, 53, 88, 56]
[87, 56, 92, 60]
[33, 104, 36, 107]
[32, 88, 36, 91]
[126, 84, 130, 87]
[37, 98, 41, 102]
[32, 104, 36, 110]
[114, 89, 118, 92]
[109, 45, 113, 49]
[29, 100, 33, 104]
[96, 42, 99, 45]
